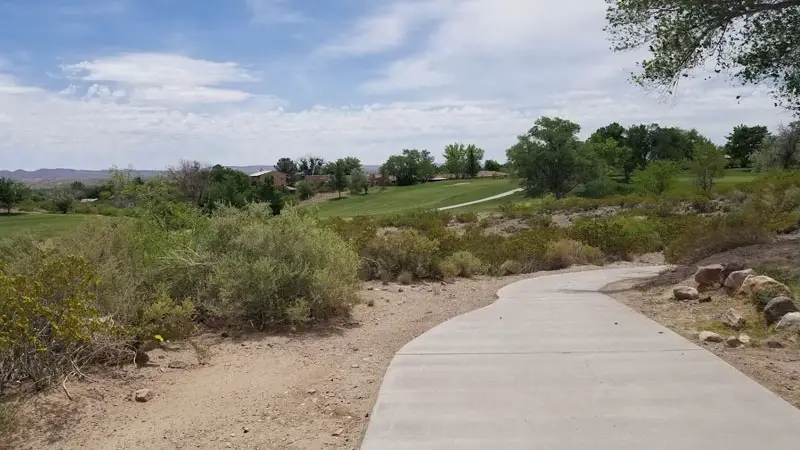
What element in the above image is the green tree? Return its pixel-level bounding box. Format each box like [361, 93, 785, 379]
[295, 180, 315, 200]
[380, 149, 436, 186]
[631, 160, 681, 195]
[0, 177, 29, 214]
[443, 143, 467, 178]
[326, 159, 350, 197]
[725, 125, 770, 167]
[464, 144, 484, 178]
[752, 121, 800, 170]
[506, 117, 599, 199]
[275, 158, 298, 185]
[348, 168, 369, 195]
[299, 156, 325, 176]
[691, 143, 728, 192]
[589, 124, 637, 180]
[341, 157, 363, 175]
[606, 0, 800, 112]
[483, 159, 502, 172]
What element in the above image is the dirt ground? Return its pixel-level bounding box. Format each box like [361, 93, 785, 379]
[6, 274, 542, 450]
[605, 239, 800, 409]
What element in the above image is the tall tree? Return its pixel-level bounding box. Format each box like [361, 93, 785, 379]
[631, 160, 681, 195]
[725, 125, 770, 167]
[589, 123, 636, 181]
[606, 0, 800, 112]
[299, 156, 325, 176]
[274, 158, 298, 185]
[348, 168, 369, 195]
[691, 143, 728, 192]
[0, 177, 29, 214]
[443, 143, 467, 178]
[380, 149, 436, 186]
[506, 117, 598, 199]
[464, 144, 484, 178]
[483, 159, 502, 172]
[752, 121, 800, 170]
[325, 159, 350, 197]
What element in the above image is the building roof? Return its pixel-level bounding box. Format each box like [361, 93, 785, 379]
[249, 170, 275, 177]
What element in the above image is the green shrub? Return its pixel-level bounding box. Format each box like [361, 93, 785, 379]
[631, 161, 681, 195]
[438, 260, 458, 280]
[567, 217, 660, 260]
[296, 181, 315, 201]
[454, 211, 478, 223]
[362, 229, 439, 279]
[542, 239, 603, 270]
[664, 213, 772, 264]
[690, 194, 714, 214]
[133, 294, 196, 342]
[180, 205, 362, 326]
[442, 251, 482, 278]
[498, 259, 522, 276]
[0, 255, 113, 394]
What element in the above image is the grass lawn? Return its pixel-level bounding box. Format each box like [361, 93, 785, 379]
[675, 168, 757, 189]
[306, 178, 519, 217]
[0, 213, 91, 239]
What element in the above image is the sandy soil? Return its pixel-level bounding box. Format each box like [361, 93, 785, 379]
[7, 275, 540, 450]
[604, 240, 800, 409]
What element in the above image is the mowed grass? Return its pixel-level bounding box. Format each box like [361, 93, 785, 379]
[307, 178, 519, 217]
[0, 213, 90, 239]
[675, 168, 756, 189]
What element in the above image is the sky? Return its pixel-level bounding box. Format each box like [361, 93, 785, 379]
[0, 0, 794, 170]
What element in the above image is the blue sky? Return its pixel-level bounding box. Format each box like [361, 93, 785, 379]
[0, 0, 793, 170]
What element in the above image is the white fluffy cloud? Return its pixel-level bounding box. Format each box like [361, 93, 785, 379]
[0, 0, 795, 170]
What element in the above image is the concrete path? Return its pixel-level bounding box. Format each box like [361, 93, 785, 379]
[360, 267, 800, 449]
[437, 188, 523, 211]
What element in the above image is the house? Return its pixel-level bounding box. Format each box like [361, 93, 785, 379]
[249, 170, 288, 188]
[302, 174, 332, 184]
[369, 173, 397, 186]
[476, 170, 508, 179]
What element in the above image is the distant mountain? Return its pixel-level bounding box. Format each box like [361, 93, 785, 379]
[1, 164, 382, 187]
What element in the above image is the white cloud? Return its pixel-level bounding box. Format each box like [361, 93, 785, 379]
[63, 53, 257, 86]
[246, 0, 308, 24]
[317, 1, 451, 57]
[61, 53, 258, 105]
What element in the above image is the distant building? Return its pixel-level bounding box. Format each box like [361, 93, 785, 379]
[302, 174, 332, 184]
[476, 170, 508, 178]
[249, 170, 288, 188]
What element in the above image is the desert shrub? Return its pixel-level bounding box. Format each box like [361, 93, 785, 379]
[664, 213, 772, 264]
[631, 161, 681, 195]
[362, 229, 439, 279]
[567, 217, 660, 260]
[438, 261, 458, 280]
[690, 194, 714, 214]
[378, 209, 451, 233]
[442, 251, 482, 278]
[0, 255, 114, 394]
[542, 239, 603, 270]
[0, 403, 15, 435]
[397, 271, 414, 285]
[323, 215, 379, 251]
[454, 211, 478, 223]
[296, 181, 315, 200]
[176, 205, 361, 326]
[133, 294, 196, 342]
[498, 259, 523, 276]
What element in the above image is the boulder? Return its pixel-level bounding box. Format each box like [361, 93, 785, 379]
[721, 261, 747, 282]
[167, 360, 189, 369]
[738, 333, 752, 345]
[134, 389, 153, 402]
[674, 286, 700, 301]
[739, 276, 792, 309]
[766, 339, 785, 349]
[763, 297, 799, 325]
[699, 331, 723, 343]
[720, 308, 747, 330]
[723, 269, 755, 294]
[776, 312, 800, 331]
[694, 264, 725, 287]
[725, 336, 742, 348]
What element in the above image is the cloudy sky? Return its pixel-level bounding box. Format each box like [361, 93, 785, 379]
[0, 0, 793, 170]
